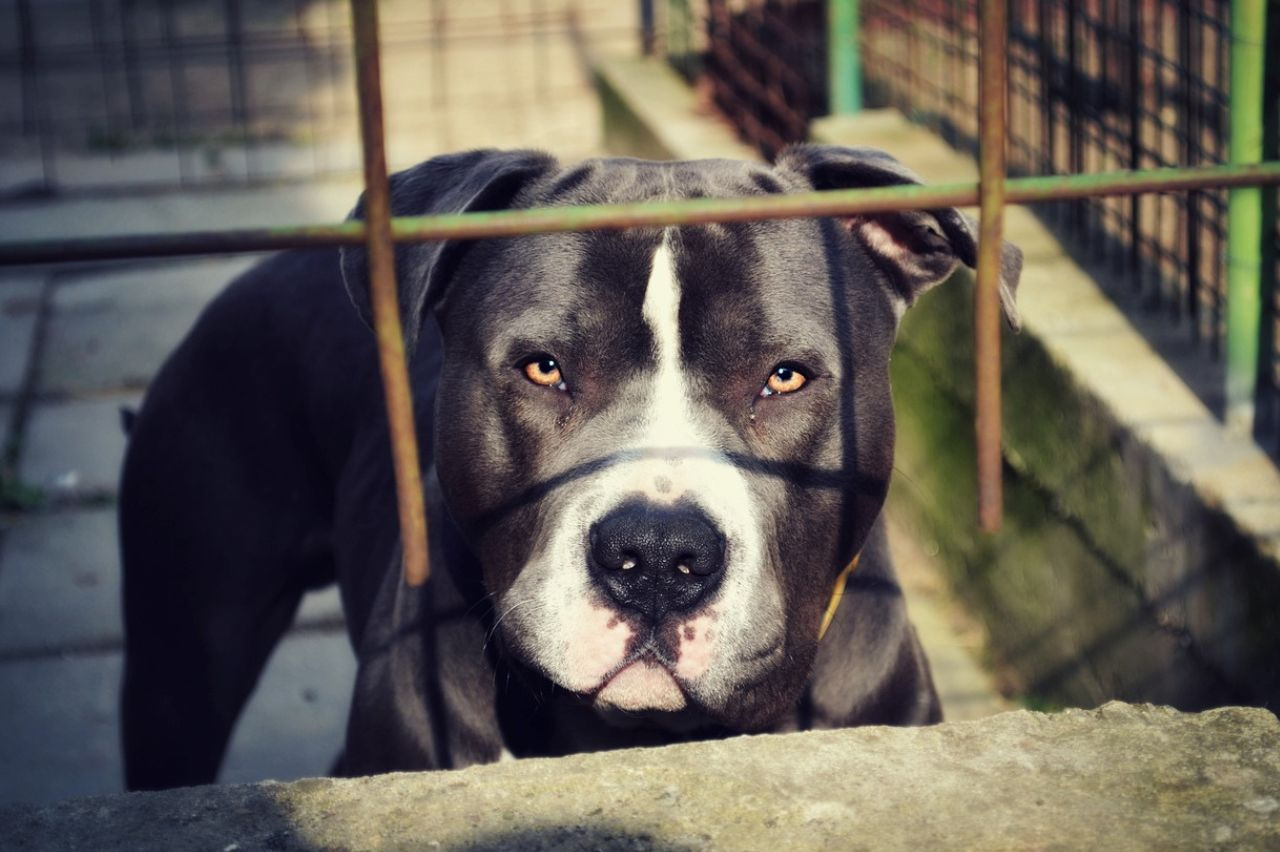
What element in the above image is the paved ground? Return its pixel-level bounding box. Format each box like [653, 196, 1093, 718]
[0, 235, 360, 804]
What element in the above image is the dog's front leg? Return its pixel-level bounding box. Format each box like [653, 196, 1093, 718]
[338, 543, 505, 776]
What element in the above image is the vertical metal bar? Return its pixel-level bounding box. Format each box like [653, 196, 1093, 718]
[948, 0, 963, 148]
[1260, 0, 1280, 452]
[496, 0, 526, 138]
[641, 0, 656, 55]
[531, 0, 550, 99]
[1225, 0, 1268, 432]
[121, 0, 149, 131]
[294, 0, 324, 176]
[225, 0, 255, 180]
[1129, 0, 1142, 279]
[1067, 0, 1083, 235]
[430, 0, 450, 149]
[1180, 0, 1201, 339]
[828, 0, 862, 114]
[16, 0, 38, 136]
[160, 1, 191, 186]
[89, 0, 116, 141]
[16, 0, 56, 189]
[1034, 0, 1044, 171]
[976, 0, 1007, 533]
[349, 0, 430, 587]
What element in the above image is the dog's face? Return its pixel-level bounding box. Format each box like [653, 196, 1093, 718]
[342, 148, 1020, 732]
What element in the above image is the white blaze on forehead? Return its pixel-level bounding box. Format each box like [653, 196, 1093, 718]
[639, 237, 690, 449]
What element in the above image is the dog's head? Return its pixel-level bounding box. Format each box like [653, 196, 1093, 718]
[341, 148, 1021, 731]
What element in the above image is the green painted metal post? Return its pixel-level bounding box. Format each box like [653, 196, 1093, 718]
[828, 0, 861, 115]
[1226, 0, 1269, 432]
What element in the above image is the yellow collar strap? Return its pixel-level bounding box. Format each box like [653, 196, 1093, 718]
[817, 554, 860, 642]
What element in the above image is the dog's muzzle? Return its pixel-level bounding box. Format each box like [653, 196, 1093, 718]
[588, 501, 726, 623]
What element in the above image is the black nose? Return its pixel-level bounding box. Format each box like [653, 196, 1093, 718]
[589, 502, 726, 621]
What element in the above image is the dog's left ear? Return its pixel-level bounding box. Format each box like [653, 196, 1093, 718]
[341, 149, 559, 352]
[774, 144, 1023, 330]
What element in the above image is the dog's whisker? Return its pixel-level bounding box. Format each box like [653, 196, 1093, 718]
[463, 588, 503, 621]
[483, 596, 537, 655]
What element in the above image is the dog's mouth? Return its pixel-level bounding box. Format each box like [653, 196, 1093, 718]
[588, 641, 690, 715]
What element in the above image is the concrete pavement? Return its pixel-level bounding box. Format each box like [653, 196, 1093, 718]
[0, 235, 356, 805]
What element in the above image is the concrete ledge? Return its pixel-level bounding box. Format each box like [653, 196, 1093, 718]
[595, 56, 756, 162]
[4, 704, 1277, 850]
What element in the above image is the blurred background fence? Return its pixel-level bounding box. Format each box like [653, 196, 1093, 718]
[0, 0, 635, 192]
[657, 0, 1279, 457]
[5, 0, 1273, 454]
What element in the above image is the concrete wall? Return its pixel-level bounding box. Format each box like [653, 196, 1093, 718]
[5, 704, 1279, 850]
[594, 56, 1280, 713]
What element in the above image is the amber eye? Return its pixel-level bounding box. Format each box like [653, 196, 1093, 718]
[761, 364, 808, 397]
[522, 356, 567, 391]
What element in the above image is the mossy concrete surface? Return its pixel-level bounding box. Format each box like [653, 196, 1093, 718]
[809, 113, 1280, 713]
[4, 703, 1278, 851]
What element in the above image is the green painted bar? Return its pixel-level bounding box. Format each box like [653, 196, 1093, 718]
[2, 162, 1280, 266]
[828, 0, 862, 115]
[1225, 0, 1268, 432]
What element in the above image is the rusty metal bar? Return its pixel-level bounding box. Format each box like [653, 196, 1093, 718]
[3, 163, 1280, 267]
[350, 0, 430, 587]
[975, 0, 1006, 533]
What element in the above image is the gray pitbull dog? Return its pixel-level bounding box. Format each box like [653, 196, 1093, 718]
[119, 146, 1021, 790]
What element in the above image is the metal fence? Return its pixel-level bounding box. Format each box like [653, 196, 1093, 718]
[701, 0, 826, 158]
[2, 0, 1279, 565]
[0, 0, 635, 194]
[660, 0, 1280, 457]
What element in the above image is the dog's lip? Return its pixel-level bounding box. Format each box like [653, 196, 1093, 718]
[589, 644, 687, 699]
[589, 652, 693, 716]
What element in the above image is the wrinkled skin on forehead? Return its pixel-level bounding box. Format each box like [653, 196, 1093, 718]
[431, 157, 900, 731]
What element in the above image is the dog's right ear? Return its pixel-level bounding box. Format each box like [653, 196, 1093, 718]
[774, 144, 1023, 330]
[340, 149, 558, 352]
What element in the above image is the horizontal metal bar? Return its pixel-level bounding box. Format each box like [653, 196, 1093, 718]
[2, 161, 1279, 266]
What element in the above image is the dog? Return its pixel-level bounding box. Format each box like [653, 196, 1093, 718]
[118, 146, 1021, 789]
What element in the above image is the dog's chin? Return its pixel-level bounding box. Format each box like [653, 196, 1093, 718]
[594, 658, 688, 713]
[588, 660, 724, 733]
